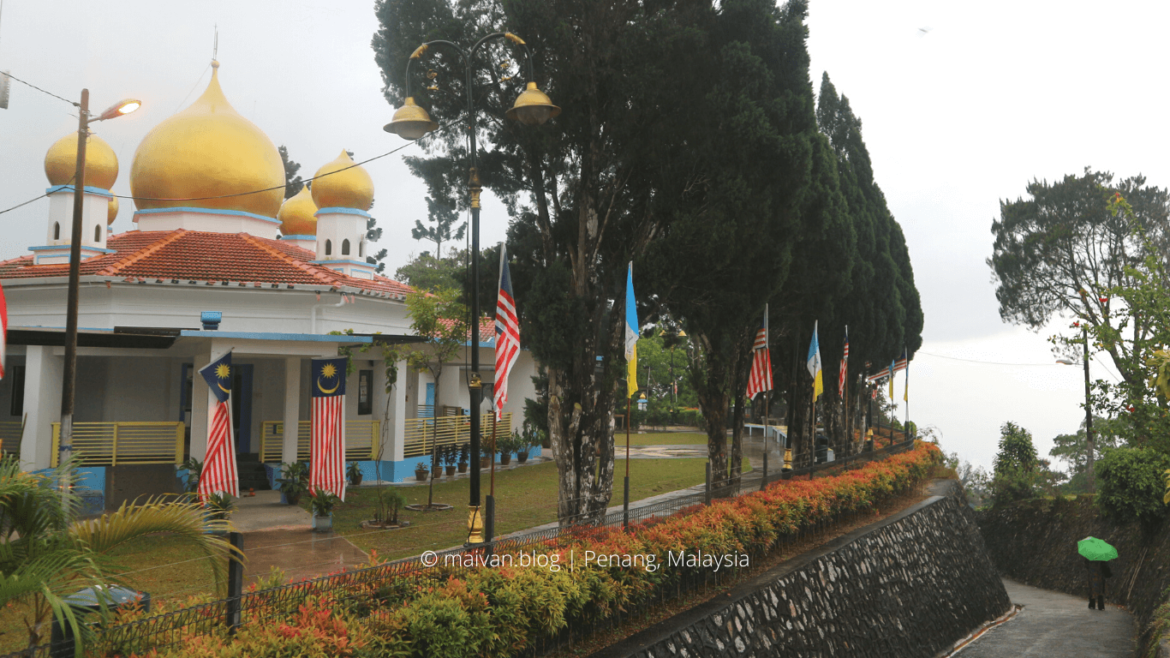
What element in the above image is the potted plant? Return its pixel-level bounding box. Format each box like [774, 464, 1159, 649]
[347, 461, 363, 487]
[444, 445, 457, 477]
[480, 443, 492, 469]
[309, 489, 338, 533]
[204, 492, 235, 532]
[517, 427, 534, 464]
[457, 444, 469, 474]
[498, 433, 514, 466]
[277, 461, 309, 505]
[415, 461, 429, 482]
[179, 457, 202, 498]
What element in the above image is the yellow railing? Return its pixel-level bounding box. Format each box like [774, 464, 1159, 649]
[0, 421, 23, 457]
[259, 420, 380, 463]
[403, 412, 512, 458]
[50, 422, 185, 467]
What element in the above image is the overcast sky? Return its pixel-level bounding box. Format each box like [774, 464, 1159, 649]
[2, 0, 1165, 472]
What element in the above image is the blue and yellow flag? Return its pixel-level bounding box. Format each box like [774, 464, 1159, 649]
[625, 262, 639, 399]
[199, 352, 232, 404]
[806, 321, 823, 401]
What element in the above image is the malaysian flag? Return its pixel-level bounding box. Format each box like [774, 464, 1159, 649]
[745, 305, 772, 399]
[310, 357, 347, 500]
[865, 355, 908, 383]
[198, 353, 238, 501]
[494, 245, 520, 420]
[838, 326, 849, 398]
[0, 282, 7, 380]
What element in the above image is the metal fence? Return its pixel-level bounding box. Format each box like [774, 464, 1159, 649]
[49, 422, 184, 467]
[257, 420, 380, 463]
[402, 412, 512, 458]
[10, 434, 918, 658]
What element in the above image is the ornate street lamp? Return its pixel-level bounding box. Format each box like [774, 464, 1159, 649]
[59, 92, 140, 467]
[385, 32, 558, 545]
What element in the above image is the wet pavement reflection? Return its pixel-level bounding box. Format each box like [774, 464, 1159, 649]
[241, 528, 369, 585]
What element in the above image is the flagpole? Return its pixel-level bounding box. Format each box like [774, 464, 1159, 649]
[624, 396, 631, 529]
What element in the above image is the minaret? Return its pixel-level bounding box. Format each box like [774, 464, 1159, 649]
[310, 150, 376, 279]
[35, 132, 119, 265]
[277, 184, 318, 251]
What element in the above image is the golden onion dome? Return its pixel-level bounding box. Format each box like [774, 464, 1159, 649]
[129, 61, 284, 217]
[277, 185, 318, 235]
[311, 150, 374, 211]
[107, 196, 119, 225]
[45, 132, 119, 190]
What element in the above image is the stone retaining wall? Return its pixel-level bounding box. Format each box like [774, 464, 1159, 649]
[596, 490, 1010, 658]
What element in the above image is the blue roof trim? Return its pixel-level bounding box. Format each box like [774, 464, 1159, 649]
[46, 185, 113, 198]
[315, 207, 371, 219]
[29, 245, 115, 254]
[281, 234, 316, 240]
[312, 259, 375, 268]
[134, 207, 281, 225]
[178, 330, 373, 343]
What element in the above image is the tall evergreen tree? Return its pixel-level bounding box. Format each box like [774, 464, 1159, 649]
[278, 145, 304, 199]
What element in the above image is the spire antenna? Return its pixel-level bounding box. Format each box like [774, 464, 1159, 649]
[213, 24, 218, 61]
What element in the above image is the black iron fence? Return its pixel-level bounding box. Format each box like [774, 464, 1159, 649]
[11, 433, 918, 658]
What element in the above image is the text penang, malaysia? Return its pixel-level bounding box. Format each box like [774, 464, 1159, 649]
[421, 549, 749, 573]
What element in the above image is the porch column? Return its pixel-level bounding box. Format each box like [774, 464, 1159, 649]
[20, 345, 63, 471]
[282, 357, 301, 464]
[189, 352, 211, 461]
[384, 358, 408, 462]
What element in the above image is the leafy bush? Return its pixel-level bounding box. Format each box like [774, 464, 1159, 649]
[148, 443, 940, 658]
[1096, 446, 1170, 525]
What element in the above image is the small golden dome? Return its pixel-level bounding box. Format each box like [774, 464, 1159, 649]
[45, 132, 119, 190]
[129, 62, 284, 217]
[278, 185, 317, 235]
[311, 150, 374, 211]
[107, 197, 119, 225]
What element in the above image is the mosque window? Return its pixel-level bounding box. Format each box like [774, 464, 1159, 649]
[95, 225, 102, 242]
[325, 239, 332, 256]
[342, 239, 351, 256]
[54, 222, 60, 240]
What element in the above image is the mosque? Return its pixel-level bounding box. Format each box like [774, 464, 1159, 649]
[0, 61, 536, 507]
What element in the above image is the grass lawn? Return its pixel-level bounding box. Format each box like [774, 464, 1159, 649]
[319, 457, 724, 562]
[615, 431, 709, 446]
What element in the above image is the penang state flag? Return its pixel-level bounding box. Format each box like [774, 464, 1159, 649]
[625, 262, 639, 399]
[888, 357, 897, 400]
[745, 305, 772, 399]
[807, 321, 823, 401]
[494, 245, 520, 421]
[310, 357, 347, 501]
[0, 282, 7, 380]
[838, 326, 849, 398]
[198, 352, 238, 500]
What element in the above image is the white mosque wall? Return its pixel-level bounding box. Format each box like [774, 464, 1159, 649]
[133, 210, 281, 240]
[46, 189, 110, 249]
[2, 282, 412, 337]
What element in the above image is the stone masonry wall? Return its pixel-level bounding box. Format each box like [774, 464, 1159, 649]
[598, 492, 1010, 658]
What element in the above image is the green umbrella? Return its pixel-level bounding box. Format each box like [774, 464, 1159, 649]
[1078, 536, 1119, 562]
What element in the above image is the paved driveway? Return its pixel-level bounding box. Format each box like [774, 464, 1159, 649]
[959, 579, 1133, 657]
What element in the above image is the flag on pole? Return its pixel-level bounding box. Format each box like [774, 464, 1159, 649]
[902, 349, 910, 402]
[865, 356, 908, 383]
[0, 282, 7, 381]
[807, 321, 823, 401]
[837, 326, 849, 398]
[494, 245, 521, 420]
[198, 352, 238, 501]
[625, 263, 639, 399]
[888, 357, 896, 400]
[746, 305, 772, 399]
[310, 357, 348, 501]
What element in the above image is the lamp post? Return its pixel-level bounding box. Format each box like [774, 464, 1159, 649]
[385, 33, 558, 545]
[59, 91, 140, 468]
[1057, 324, 1095, 492]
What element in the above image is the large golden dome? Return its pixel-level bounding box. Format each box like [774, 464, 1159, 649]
[108, 197, 119, 225]
[278, 185, 317, 235]
[129, 62, 284, 217]
[45, 132, 119, 190]
[311, 150, 374, 211]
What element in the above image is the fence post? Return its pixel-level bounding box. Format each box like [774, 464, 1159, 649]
[226, 532, 244, 632]
[111, 423, 118, 467]
[704, 462, 711, 505]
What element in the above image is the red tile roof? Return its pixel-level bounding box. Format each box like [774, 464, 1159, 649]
[0, 229, 415, 299]
[439, 316, 496, 343]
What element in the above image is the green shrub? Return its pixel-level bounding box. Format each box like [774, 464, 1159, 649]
[1095, 446, 1170, 525]
[992, 421, 1039, 505]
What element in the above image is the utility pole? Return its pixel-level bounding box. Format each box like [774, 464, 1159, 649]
[1083, 326, 1095, 492]
[60, 89, 89, 469]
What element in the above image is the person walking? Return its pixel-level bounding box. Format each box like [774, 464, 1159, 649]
[1085, 557, 1112, 609]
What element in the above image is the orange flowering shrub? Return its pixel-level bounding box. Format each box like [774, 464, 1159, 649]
[131, 443, 938, 658]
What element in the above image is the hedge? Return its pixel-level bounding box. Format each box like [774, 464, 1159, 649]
[122, 443, 940, 658]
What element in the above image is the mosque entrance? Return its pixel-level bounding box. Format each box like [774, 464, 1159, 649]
[231, 364, 254, 453]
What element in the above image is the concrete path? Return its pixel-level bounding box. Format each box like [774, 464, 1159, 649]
[958, 579, 1134, 657]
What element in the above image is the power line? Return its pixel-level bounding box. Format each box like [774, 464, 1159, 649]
[2, 70, 80, 108]
[918, 352, 1061, 367]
